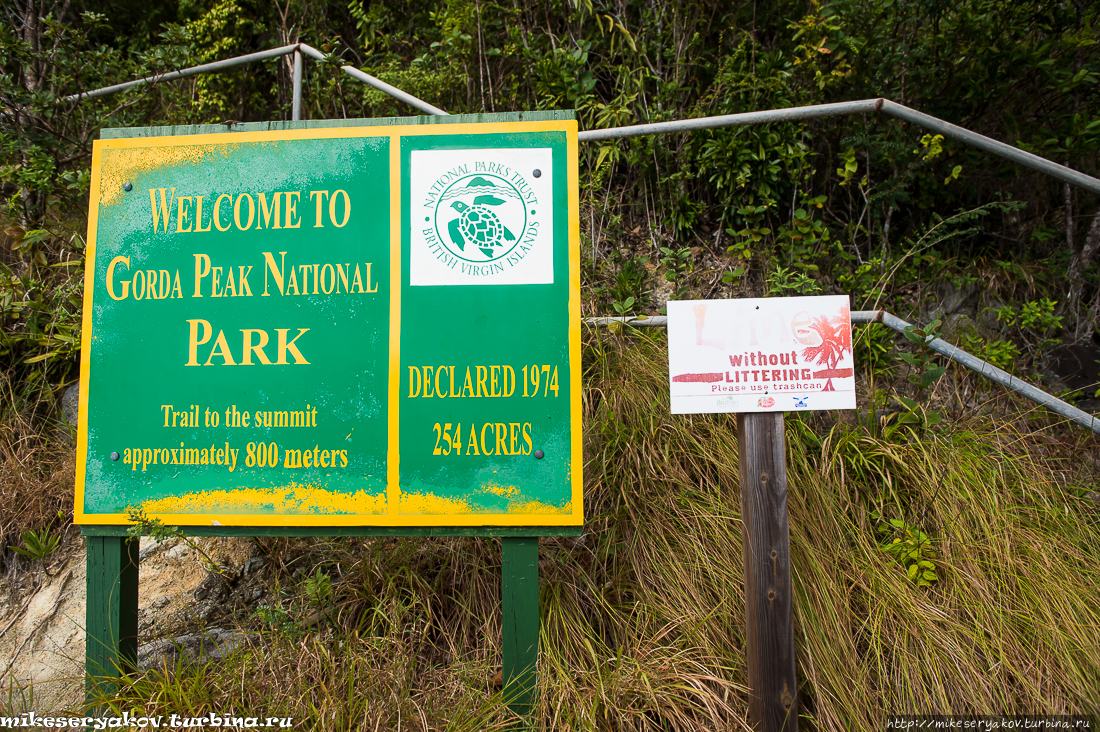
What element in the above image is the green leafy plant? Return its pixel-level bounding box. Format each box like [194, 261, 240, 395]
[853, 323, 896, 379]
[659, 246, 693, 298]
[882, 395, 943, 440]
[126, 507, 229, 577]
[9, 528, 60, 562]
[915, 133, 945, 161]
[836, 147, 860, 186]
[612, 296, 636, 315]
[994, 299, 1063, 357]
[977, 339, 1021, 372]
[996, 299, 1062, 332]
[775, 195, 831, 268]
[252, 593, 300, 637]
[766, 266, 821, 296]
[725, 203, 771, 255]
[607, 255, 648, 313]
[723, 203, 773, 284]
[873, 512, 939, 587]
[301, 568, 336, 627]
[303, 568, 334, 608]
[837, 261, 887, 307]
[878, 319, 949, 439]
[899, 319, 948, 399]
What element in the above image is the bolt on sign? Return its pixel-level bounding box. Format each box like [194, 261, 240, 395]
[667, 296, 855, 413]
[75, 119, 582, 527]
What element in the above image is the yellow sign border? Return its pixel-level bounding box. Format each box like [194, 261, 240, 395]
[75, 120, 582, 527]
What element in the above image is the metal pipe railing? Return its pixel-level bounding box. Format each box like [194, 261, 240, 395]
[340, 66, 449, 116]
[852, 309, 1099, 433]
[580, 98, 1100, 196]
[588, 312, 1100, 435]
[587, 315, 667, 328]
[298, 42, 449, 115]
[297, 43, 326, 61]
[878, 101, 1100, 196]
[62, 44, 300, 102]
[577, 100, 881, 142]
[291, 49, 303, 121]
[56, 46, 1100, 196]
[62, 41, 450, 118]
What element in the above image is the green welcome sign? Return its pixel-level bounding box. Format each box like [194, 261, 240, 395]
[76, 117, 581, 528]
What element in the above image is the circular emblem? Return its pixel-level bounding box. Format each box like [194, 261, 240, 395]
[434, 173, 528, 264]
[758, 397, 776, 408]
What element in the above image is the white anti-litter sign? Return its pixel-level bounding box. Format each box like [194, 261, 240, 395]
[668, 296, 856, 414]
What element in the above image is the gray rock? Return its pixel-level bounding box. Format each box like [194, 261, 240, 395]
[176, 599, 219, 624]
[978, 293, 1008, 336]
[139, 537, 180, 562]
[940, 313, 976, 343]
[928, 280, 975, 322]
[61, 384, 79, 427]
[193, 572, 228, 602]
[1074, 398, 1100, 413]
[243, 557, 266, 575]
[138, 628, 259, 672]
[1046, 341, 1100, 394]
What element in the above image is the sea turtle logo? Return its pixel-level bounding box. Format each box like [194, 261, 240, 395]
[434, 173, 528, 263]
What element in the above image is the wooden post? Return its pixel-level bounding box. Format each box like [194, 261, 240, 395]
[85, 534, 139, 700]
[501, 536, 539, 719]
[737, 412, 798, 731]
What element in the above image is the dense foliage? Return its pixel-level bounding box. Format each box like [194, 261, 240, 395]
[1, 0, 1098, 409]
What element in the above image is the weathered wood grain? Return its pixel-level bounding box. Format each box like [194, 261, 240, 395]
[737, 412, 798, 731]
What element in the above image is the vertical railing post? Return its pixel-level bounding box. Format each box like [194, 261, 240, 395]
[737, 412, 798, 731]
[85, 533, 139, 701]
[291, 49, 303, 121]
[501, 536, 539, 720]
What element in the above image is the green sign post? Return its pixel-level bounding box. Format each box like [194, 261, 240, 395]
[77, 112, 581, 716]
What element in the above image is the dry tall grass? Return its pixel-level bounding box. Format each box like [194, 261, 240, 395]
[0, 371, 74, 570]
[81, 327, 1100, 729]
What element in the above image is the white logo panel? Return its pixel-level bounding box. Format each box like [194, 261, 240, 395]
[410, 148, 554, 286]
